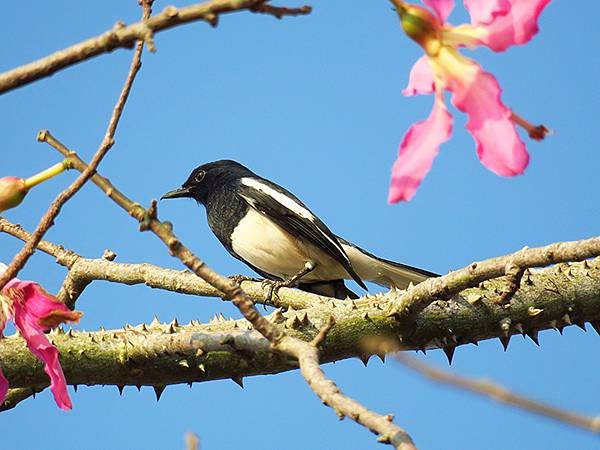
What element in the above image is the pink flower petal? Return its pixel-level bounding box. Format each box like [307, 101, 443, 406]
[423, 0, 455, 22]
[389, 98, 453, 203]
[13, 307, 72, 409]
[5, 279, 82, 328]
[447, 57, 529, 175]
[403, 56, 435, 96]
[4, 279, 81, 410]
[464, 0, 510, 25]
[479, 0, 551, 51]
[0, 368, 8, 405]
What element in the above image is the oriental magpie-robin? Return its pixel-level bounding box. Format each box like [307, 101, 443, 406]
[161, 160, 436, 299]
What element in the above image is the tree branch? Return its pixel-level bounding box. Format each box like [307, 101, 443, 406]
[0, 1, 152, 289]
[396, 354, 600, 434]
[387, 238, 600, 320]
[2, 258, 599, 394]
[0, 0, 311, 95]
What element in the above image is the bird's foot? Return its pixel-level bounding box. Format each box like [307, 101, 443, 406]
[229, 274, 261, 285]
[261, 262, 316, 302]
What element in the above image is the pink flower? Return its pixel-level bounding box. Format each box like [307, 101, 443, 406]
[389, 0, 550, 203]
[0, 263, 82, 409]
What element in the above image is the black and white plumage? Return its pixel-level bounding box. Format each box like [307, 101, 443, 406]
[161, 160, 436, 299]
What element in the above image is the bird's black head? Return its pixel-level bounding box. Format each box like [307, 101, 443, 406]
[161, 160, 254, 205]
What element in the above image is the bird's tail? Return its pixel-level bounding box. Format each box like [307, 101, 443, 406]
[338, 237, 437, 290]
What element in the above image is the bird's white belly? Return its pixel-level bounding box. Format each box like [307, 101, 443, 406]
[230, 208, 346, 281]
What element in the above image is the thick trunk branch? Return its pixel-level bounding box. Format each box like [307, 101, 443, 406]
[2, 259, 598, 390]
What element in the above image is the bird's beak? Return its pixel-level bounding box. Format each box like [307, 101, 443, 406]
[161, 187, 192, 200]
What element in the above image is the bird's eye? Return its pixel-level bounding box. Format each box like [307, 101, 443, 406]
[194, 171, 206, 183]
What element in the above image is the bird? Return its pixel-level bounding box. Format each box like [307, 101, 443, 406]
[161, 160, 436, 299]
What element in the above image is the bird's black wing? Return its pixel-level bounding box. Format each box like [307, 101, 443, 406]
[237, 177, 367, 290]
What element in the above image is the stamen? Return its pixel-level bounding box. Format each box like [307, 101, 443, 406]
[510, 111, 551, 141]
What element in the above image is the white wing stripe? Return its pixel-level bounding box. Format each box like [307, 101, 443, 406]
[240, 177, 348, 261]
[241, 177, 315, 221]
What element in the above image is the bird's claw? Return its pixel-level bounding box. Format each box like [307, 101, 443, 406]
[229, 274, 261, 285]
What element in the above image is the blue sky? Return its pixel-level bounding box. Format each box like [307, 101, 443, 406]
[1, 1, 599, 449]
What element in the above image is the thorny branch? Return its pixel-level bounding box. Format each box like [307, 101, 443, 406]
[388, 237, 600, 319]
[396, 355, 600, 434]
[0, 1, 153, 290]
[0, 0, 311, 95]
[33, 131, 417, 449]
[1, 257, 599, 429]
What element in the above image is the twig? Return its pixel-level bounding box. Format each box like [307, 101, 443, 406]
[311, 316, 335, 347]
[0, 1, 152, 290]
[396, 354, 600, 434]
[250, 2, 312, 18]
[0, 0, 311, 95]
[185, 433, 199, 450]
[37, 133, 416, 449]
[387, 237, 600, 319]
[497, 262, 525, 305]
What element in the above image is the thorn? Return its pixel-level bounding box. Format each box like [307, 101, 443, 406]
[289, 315, 302, 329]
[548, 320, 558, 330]
[198, 363, 206, 374]
[117, 385, 125, 395]
[73, 384, 78, 392]
[170, 317, 180, 328]
[141, 323, 149, 332]
[271, 308, 285, 323]
[527, 306, 543, 317]
[562, 314, 572, 325]
[67, 329, 75, 337]
[167, 323, 176, 334]
[590, 321, 600, 336]
[499, 335, 511, 351]
[557, 325, 564, 335]
[469, 340, 479, 347]
[150, 315, 160, 327]
[526, 329, 540, 346]
[232, 375, 244, 389]
[178, 360, 190, 368]
[384, 414, 395, 422]
[300, 312, 310, 326]
[443, 346, 455, 365]
[153, 385, 165, 401]
[514, 323, 524, 335]
[417, 348, 427, 355]
[187, 382, 193, 388]
[136, 385, 142, 392]
[376, 353, 386, 364]
[575, 320, 587, 332]
[362, 311, 370, 320]
[359, 354, 371, 366]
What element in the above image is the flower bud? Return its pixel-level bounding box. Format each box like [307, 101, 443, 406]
[0, 176, 28, 213]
